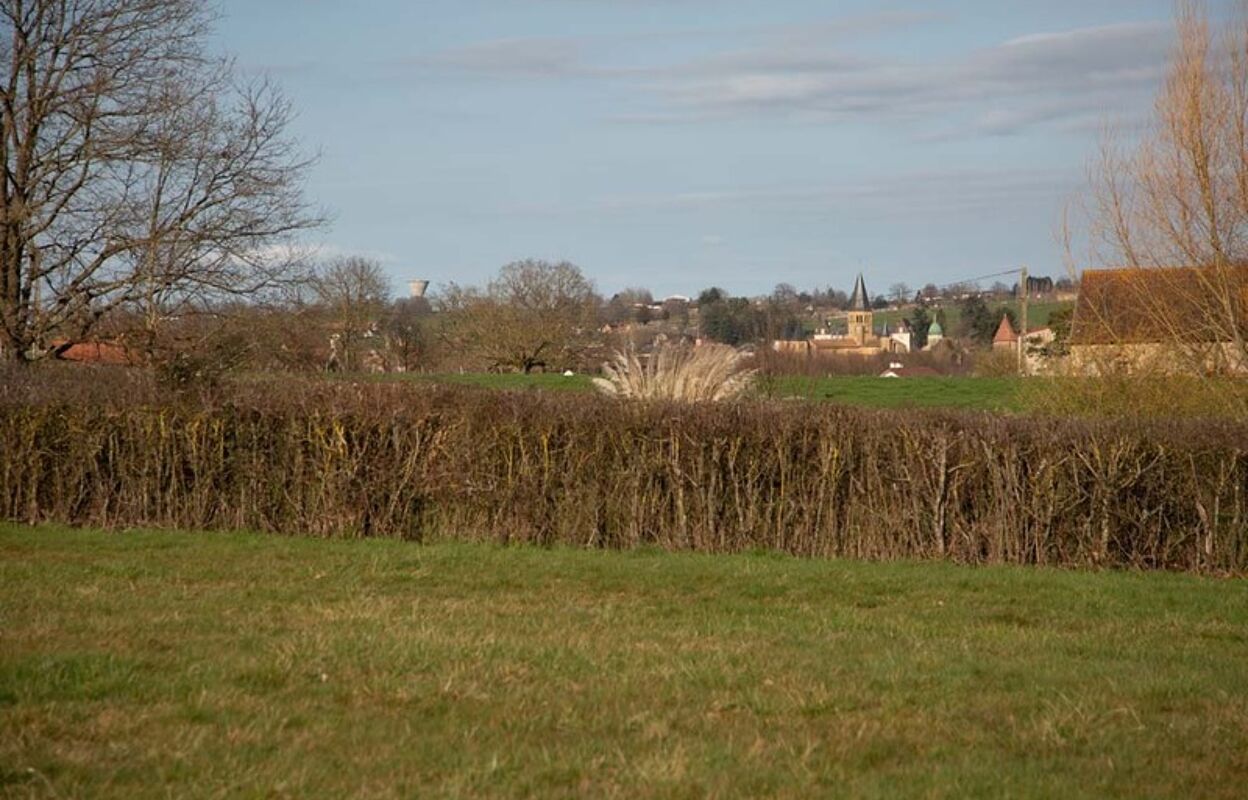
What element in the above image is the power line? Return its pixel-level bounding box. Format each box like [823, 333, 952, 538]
[928, 267, 1024, 295]
[805, 266, 1031, 299]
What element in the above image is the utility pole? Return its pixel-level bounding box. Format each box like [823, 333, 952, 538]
[1018, 266, 1028, 376]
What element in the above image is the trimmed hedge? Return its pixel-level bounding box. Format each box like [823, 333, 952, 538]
[2, 371, 1245, 572]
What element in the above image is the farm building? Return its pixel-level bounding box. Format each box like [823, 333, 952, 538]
[1067, 265, 1248, 376]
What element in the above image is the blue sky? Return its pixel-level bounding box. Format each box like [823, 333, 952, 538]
[216, 1, 1225, 298]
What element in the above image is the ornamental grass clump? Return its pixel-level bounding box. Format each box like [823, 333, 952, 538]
[592, 342, 755, 402]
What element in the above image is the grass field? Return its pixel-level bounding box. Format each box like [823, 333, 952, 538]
[407, 371, 596, 393]
[759, 376, 1020, 410]
[380, 372, 1020, 412]
[3, 525, 1245, 798]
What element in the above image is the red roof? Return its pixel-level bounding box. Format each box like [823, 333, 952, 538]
[54, 340, 137, 365]
[992, 315, 1018, 344]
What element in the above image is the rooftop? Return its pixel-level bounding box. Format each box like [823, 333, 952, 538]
[993, 315, 1018, 344]
[1070, 265, 1248, 346]
[848, 273, 871, 312]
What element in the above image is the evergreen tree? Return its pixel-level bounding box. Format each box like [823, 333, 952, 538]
[957, 296, 1017, 346]
[908, 305, 932, 350]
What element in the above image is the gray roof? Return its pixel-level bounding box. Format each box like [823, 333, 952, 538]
[848, 273, 871, 311]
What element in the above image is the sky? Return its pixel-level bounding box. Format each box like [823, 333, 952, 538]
[216, 0, 1231, 299]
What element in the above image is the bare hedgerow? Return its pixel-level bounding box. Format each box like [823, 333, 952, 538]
[592, 342, 755, 402]
[2, 374, 1247, 572]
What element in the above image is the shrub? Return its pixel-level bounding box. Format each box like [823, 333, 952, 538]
[1, 370, 1246, 573]
[1018, 374, 1248, 419]
[974, 348, 1019, 377]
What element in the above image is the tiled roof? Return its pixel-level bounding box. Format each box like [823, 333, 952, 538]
[1070, 265, 1248, 345]
[54, 340, 137, 365]
[811, 337, 872, 350]
[993, 315, 1018, 344]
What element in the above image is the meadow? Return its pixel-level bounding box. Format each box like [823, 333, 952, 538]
[757, 375, 1020, 410]
[2, 524, 1245, 798]
[390, 372, 1021, 412]
[407, 371, 596, 393]
[389, 371, 1245, 417]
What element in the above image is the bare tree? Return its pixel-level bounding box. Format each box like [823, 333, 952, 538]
[887, 282, 911, 305]
[312, 256, 390, 372]
[1074, 0, 1248, 377]
[604, 286, 653, 326]
[612, 287, 653, 307]
[0, 0, 323, 364]
[438, 259, 599, 373]
[771, 282, 799, 307]
[383, 296, 433, 372]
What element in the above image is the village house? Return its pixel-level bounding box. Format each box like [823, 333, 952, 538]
[1067, 265, 1248, 376]
[989, 313, 1056, 374]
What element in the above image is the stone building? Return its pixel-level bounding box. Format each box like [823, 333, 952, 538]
[773, 274, 912, 357]
[1067, 265, 1248, 376]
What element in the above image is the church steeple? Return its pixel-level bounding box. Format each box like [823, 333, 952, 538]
[848, 273, 871, 311]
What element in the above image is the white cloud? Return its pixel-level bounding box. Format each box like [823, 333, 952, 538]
[417, 37, 586, 78]
[412, 10, 934, 82]
[305, 243, 401, 265]
[414, 17, 1172, 137]
[646, 21, 1171, 134]
[597, 167, 1081, 217]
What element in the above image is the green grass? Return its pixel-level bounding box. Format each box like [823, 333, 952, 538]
[408, 371, 596, 393]
[371, 372, 1019, 412]
[760, 376, 1021, 411]
[3, 524, 1245, 798]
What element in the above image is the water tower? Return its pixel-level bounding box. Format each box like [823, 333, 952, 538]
[408, 280, 429, 298]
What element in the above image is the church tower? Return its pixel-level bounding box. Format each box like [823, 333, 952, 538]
[847, 273, 873, 344]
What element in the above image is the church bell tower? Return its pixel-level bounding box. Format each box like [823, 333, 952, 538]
[847, 273, 873, 344]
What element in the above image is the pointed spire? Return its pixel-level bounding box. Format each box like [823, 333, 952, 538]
[993, 314, 1018, 344]
[848, 273, 870, 311]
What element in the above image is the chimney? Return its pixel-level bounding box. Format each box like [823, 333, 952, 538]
[408, 280, 429, 298]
